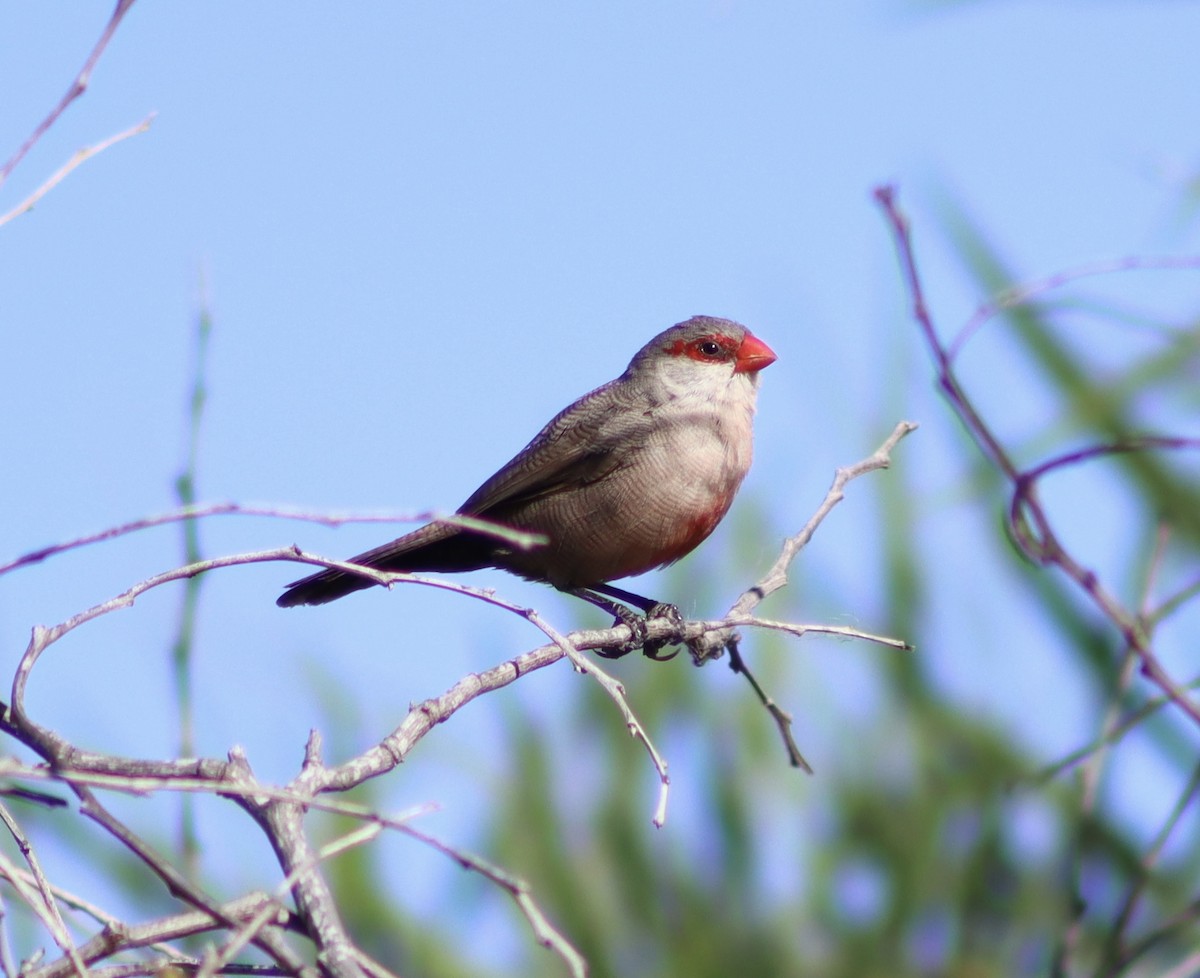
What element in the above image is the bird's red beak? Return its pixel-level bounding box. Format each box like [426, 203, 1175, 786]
[733, 332, 777, 374]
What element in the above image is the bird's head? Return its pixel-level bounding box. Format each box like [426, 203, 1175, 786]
[627, 316, 777, 401]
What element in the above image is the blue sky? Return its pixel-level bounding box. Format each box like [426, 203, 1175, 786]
[2, 0, 1199, 965]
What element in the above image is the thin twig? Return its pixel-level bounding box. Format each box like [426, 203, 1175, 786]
[0, 114, 155, 228]
[725, 617, 912, 651]
[0, 0, 139, 189]
[0, 804, 87, 978]
[0, 476, 912, 978]
[730, 420, 919, 621]
[683, 422, 917, 767]
[725, 635, 811, 772]
[1029, 677, 1200, 784]
[24, 894, 299, 978]
[874, 184, 1200, 729]
[0, 887, 15, 978]
[524, 608, 671, 827]
[950, 254, 1200, 360]
[67, 783, 315, 978]
[400, 824, 588, 978]
[0, 504, 543, 579]
[197, 826, 381, 978]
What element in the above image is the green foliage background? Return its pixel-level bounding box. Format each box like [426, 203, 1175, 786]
[318, 208, 1200, 977]
[4, 4, 1198, 978]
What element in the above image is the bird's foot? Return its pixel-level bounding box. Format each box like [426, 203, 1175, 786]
[571, 586, 685, 660]
[641, 602, 683, 661]
[594, 602, 684, 661]
[594, 602, 645, 659]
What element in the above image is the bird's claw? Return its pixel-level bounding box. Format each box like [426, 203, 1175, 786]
[646, 602, 683, 626]
[641, 602, 683, 660]
[594, 602, 684, 661]
[594, 603, 645, 658]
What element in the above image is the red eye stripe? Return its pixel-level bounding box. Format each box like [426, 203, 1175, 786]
[661, 334, 738, 362]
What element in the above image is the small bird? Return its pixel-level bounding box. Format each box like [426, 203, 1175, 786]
[278, 316, 776, 655]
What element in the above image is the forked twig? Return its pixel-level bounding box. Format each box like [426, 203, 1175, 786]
[2, 423, 912, 974]
[874, 183, 1200, 729]
[687, 421, 918, 768]
[0, 0, 140, 190]
[874, 183, 1200, 974]
[0, 813, 87, 978]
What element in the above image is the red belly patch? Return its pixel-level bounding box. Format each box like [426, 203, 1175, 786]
[645, 485, 737, 570]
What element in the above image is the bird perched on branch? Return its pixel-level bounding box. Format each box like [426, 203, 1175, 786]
[277, 316, 776, 657]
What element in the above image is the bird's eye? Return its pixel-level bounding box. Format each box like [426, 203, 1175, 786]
[676, 334, 734, 363]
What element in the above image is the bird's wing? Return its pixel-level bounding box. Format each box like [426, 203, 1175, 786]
[277, 378, 650, 607]
[458, 378, 645, 518]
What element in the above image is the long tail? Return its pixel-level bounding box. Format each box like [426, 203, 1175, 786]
[276, 563, 383, 607]
[277, 522, 498, 607]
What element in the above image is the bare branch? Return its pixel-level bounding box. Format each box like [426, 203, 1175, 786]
[0, 0, 140, 190]
[736, 420, 917, 621]
[0, 799, 93, 978]
[200, 825, 381, 978]
[951, 254, 1200, 360]
[876, 184, 1200, 972]
[25, 894, 298, 978]
[874, 184, 1200, 729]
[0, 504, 543, 580]
[0, 114, 155, 228]
[400, 825, 587, 978]
[520, 608, 671, 827]
[0, 448, 910, 975]
[725, 635, 811, 772]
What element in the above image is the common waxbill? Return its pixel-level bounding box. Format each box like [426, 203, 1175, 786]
[278, 316, 775, 649]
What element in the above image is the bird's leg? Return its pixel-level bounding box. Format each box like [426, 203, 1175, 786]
[570, 585, 684, 661]
[594, 585, 685, 657]
[567, 588, 644, 657]
[588, 583, 658, 613]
